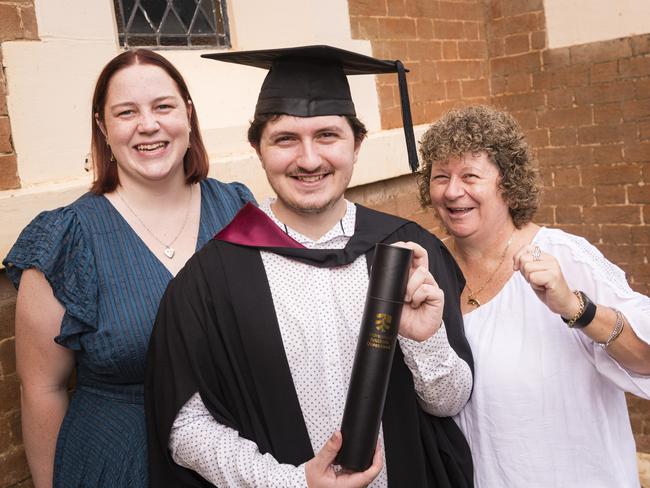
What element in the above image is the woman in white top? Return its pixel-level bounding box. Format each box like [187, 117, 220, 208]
[417, 105, 650, 487]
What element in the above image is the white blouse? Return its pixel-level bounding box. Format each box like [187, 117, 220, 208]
[455, 227, 650, 487]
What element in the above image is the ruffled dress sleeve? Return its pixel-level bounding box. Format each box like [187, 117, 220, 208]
[544, 229, 650, 397]
[232, 182, 256, 206]
[3, 206, 98, 350]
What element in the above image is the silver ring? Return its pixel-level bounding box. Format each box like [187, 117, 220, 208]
[531, 245, 542, 261]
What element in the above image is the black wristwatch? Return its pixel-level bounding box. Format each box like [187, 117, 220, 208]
[562, 291, 597, 328]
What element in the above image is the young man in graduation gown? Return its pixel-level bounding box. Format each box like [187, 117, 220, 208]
[145, 45, 474, 488]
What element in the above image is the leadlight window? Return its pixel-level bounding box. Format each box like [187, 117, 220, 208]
[113, 0, 230, 48]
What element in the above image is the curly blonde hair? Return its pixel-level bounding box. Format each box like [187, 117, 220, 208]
[417, 105, 542, 228]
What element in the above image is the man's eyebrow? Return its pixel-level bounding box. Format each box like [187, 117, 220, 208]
[266, 129, 298, 138]
[315, 125, 344, 131]
[266, 125, 345, 139]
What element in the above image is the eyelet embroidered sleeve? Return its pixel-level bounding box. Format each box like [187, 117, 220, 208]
[541, 228, 650, 397]
[398, 322, 472, 416]
[170, 392, 308, 487]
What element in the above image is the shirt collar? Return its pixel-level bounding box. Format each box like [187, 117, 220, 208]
[259, 198, 356, 248]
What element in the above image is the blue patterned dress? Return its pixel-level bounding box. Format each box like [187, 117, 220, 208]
[4, 178, 254, 487]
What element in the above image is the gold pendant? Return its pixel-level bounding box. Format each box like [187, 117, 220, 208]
[467, 296, 481, 308]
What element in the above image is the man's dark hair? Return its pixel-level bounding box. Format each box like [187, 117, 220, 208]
[247, 113, 368, 147]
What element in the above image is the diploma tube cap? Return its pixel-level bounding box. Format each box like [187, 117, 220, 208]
[368, 244, 413, 302]
[202, 45, 419, 171]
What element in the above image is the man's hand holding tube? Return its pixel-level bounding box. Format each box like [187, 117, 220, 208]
[305, 432, 383, 487]
[391, 241, 444, 342]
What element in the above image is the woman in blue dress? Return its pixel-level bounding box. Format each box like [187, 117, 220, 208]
[3, 49, 254, 487]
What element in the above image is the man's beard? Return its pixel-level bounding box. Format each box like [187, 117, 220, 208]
[275, 193, 343, 216]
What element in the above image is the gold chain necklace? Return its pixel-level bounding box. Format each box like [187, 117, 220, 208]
[116, 185, 193, 259]
[465, 230, 515, 308]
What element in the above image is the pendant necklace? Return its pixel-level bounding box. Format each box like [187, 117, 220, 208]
[465, 229, 515, 308]
[116, 185, 193, 259]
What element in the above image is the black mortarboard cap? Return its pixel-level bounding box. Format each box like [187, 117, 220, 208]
[202, 45, 419, 172]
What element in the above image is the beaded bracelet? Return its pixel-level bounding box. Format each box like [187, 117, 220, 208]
[597, 308, 625, 350]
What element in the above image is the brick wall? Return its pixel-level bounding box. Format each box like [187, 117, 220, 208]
[0, 0, 38, 191]
[0, 275, 29, 488]
[348, 0, 649, 461]
[350, 0, 649, 294]
[350, 0, 491, 128]
[486, 0, 650, 296]
[0, 2, 37, 486]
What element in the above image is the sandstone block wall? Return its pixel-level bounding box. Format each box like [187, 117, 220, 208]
[0, 0, 37, 191]
[0, 1, 37, 483]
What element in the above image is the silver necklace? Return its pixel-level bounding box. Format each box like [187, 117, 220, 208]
[116, 185, 193, 259]
[465, 229, 515, 308]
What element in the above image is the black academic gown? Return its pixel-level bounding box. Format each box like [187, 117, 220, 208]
[145, 204, 474, 487]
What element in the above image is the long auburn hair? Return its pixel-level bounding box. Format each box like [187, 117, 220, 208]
[90, 49, 209, 194]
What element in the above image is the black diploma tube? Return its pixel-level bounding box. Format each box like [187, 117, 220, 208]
[336, 243, 413, 471]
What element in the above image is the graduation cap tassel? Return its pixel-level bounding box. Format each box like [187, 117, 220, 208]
[395, 61, 419, 172]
